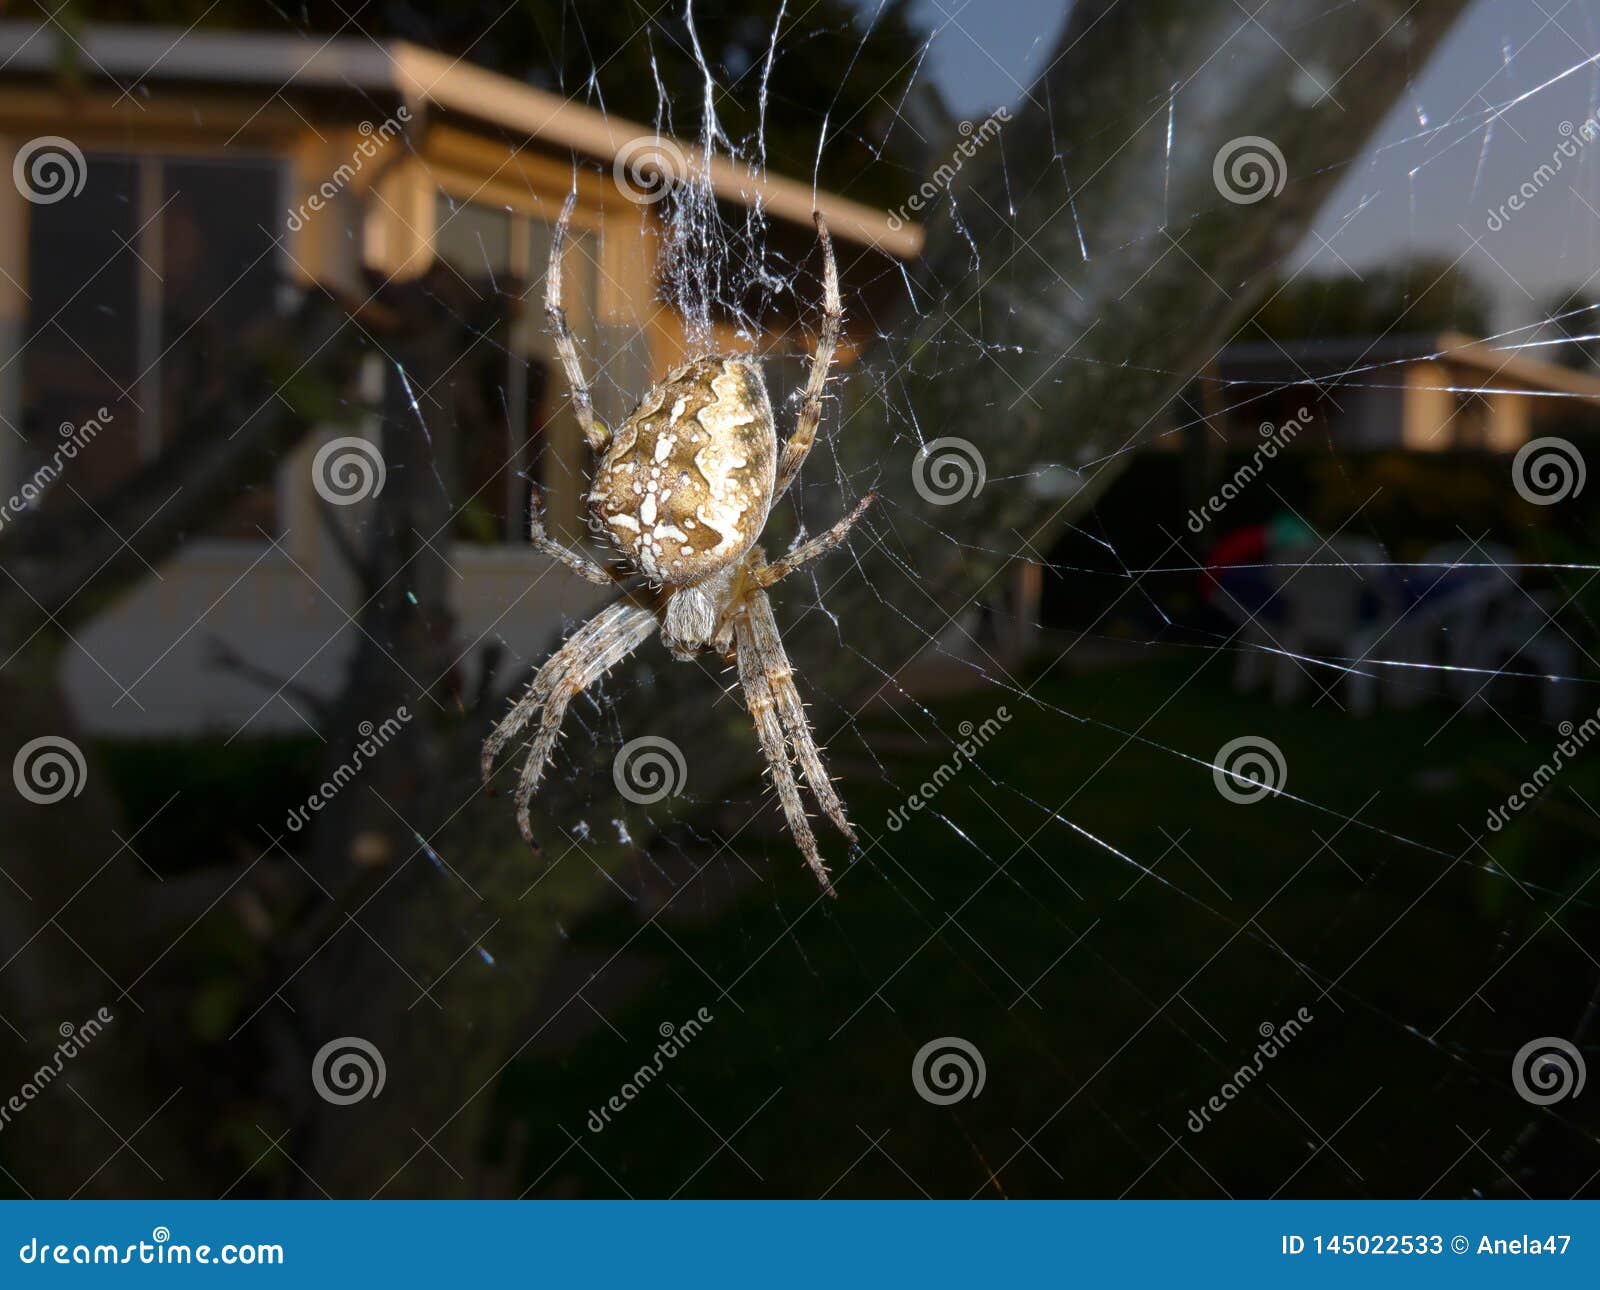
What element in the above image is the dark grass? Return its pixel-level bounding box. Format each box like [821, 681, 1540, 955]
[84, 654, 1600, 1197]
[96, 735, 321, 873]
[494, 654, 1600, 1199]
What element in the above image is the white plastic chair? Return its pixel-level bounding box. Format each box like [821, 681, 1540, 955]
[1269, 537, 1402, 706]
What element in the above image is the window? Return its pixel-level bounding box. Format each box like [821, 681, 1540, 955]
[159, 159, 283, 535]
[434, 191, 594, 545]
[1450, 389, 1492, 448]
[19, 152, 285, 536]
[20, 156, 142, 509]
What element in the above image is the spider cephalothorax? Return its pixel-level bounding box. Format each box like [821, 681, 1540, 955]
[481, 195, 871, 895]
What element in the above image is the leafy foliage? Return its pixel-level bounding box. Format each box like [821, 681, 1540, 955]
[1247, 256, 1494, 340]
[1540, 287, 1600, 371]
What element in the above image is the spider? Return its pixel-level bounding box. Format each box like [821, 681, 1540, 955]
[482, 194, 873, 896]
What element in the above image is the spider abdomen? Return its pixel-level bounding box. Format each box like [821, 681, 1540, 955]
[590, 355, 776, 585]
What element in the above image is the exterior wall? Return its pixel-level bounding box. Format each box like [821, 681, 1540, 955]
[1403, 363, 1541, 452]
[65, 532, 350, 737]
[63, 517, 612, 738]
[284, 126, 385, 289]
[363, 148, 436, 281]
[1486, 389, 1530, 452]
[1401, 362, 1456, 449]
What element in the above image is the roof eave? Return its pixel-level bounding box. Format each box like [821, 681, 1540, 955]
[0, 21, 923, 259]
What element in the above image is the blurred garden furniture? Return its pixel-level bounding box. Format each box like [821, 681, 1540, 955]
[1209, 531, 1578, 720]
[1263, 537, 1402, 705]
[1347, 541, 1575, 723]
[1203, 521, 1402, 703]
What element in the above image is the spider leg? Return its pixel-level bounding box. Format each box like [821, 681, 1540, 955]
[512, 605, 656, 841]
[754, 492, 875, 589]
[481, 598, 638, 784]
[481, 601, 657, 841]
[527, 486, 615, 585]
[773, 213, 840, 501]
[742, 589, 856, 846]
[736, 614, 836, 897]
[545, 192, 608, 454]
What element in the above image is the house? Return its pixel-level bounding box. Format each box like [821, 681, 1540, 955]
[1201, 331, 1600, 450]
[1010, 327, 1600, 660]
[0, 22, 920, 735]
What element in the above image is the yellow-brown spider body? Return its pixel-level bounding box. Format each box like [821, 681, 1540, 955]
[483, 199, 868, 895]
[589, 355, 776, 587]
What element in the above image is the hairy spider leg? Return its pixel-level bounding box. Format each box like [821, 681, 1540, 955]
[545, 192, 608, 454]
[742, 588, 855, 845]
[754, 492, 876, 589]
[773, 213, 841, 501]
[736, 608, 837, 897]
[525, 487, 615, 585]
[481, 600, 657, 840]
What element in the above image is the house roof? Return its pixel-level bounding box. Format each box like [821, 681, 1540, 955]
[0, 21, 923, 259]
[1219, 330, 1600, 400]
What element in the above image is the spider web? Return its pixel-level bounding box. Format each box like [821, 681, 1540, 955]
[435, 0, 1600, 1201]
[381, 0, 1600, 1199]
[54, 0, 1600, 1200]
